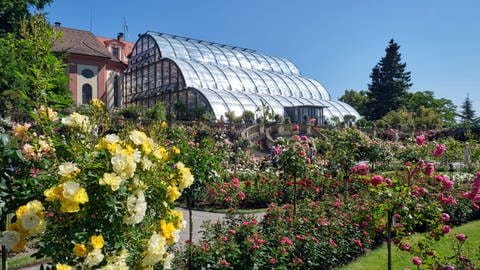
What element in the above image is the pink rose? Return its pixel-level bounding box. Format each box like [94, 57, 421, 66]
[442, 225, 451, 234]
[237, 191, 246, 201]
[412, 256, 422, 266]
[433, 144, 446, 157]
[456, 234, 467, 241]
[371, 175, 384, 186]
[424, 162, 434, 176]
[232, 177, 240, 188]
[292, 124, 299, 131]
[440, 213, 450, 222]
[416, 135, 425, 146]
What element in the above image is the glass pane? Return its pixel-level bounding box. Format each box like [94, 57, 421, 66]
[262, 54, 282, 73]
[152, 36, 175, 58]
[232, 68, 256, 93]
[218, 47, 240, 68]
[253, 54, 272, 72]
[270, 73, 291, 96]
[243, 69, 267, 93]
[271, 56, 292, 75]
[290, 76, 313, 98]
[258, 72, 280, 95]
[306, 78, 330, 99]
[82, 84, 92, 104]
[222, 67, 243, 91]
[242, 51, 263, 71]
[203, 43, 229, 66]
[187, 62, 215, 89]
[232, 50, 252, 69]
[282, 75, 301, 97]
[205, 65, 230, 90]
[175, 59, 201, 88]
[195, 43, 216, 64]
[169, 38, 190, 60]
[179, 39, 203, 62]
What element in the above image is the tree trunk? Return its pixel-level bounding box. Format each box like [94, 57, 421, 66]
[386, 210, 393, 270]
[187, 197, 193, 270]
[1, 213, 7, 270]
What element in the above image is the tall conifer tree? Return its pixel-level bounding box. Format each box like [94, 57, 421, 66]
[460, 94, 476, 123]
[366, 39, 412, 120]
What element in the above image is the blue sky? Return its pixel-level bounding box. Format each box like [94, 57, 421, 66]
[44, 0, 480, 110]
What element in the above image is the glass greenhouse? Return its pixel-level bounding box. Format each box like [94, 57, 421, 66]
[123, 31, 360, 123]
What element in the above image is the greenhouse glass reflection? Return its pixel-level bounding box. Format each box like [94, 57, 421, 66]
[123, 31, 360, 124]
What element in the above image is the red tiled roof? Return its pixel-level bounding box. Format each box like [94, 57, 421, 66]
[96, 35, 134, 63]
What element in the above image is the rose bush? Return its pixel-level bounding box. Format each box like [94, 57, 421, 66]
[0, 100, 194, 269]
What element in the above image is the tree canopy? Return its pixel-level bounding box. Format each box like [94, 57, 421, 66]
[339, 89, 368, 116]
[365, 39, 412, 120]
[0, 14, 71, 116]
[0, 0, 53, 35]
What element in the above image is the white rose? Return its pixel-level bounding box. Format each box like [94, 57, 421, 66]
[0, 231, 20, 250]
[62, 181, 80, 200]
[85, 248, 104, 267]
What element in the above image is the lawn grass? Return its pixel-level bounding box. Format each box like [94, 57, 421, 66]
[339, 220, 480, 270]
[4, 254, 49, 270]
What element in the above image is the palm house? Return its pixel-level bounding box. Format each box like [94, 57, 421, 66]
[123, 31, 359, 124]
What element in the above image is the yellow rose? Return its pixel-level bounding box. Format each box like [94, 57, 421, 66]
[171, 146, 180, 155]
[141, 138, 153, 154]
[8, 220, 28, 235]
[91, 98, 104, 109]
[46, 107, 58, 122]
[73, 243, 87, 257]
[27, 200, 44, 214]
[160, 220, 176, 245]
[91, 235, 104, 249]
[176, 162, 194, 190]
[99, 173, 123, 191]
[73, 187, 89, 204]
[58, 162, 80, 180]
[15, 205, 29, 218]
[166, 186, 181, 202]
[153, 146, 167, 161]
[60, 199, 80, 213]
[12, 123, 31, 139]
[44, 185, 63, 201]
[56, 264, 75, 270]
[160, 121, 167, 128]
[129, 130, 148, 146]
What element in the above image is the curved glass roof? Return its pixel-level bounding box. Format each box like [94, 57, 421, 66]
[170, 58, 330, 100]
[193, 88, 360, 121]
[147, 32, 300, 76]
[133, 32, 359, 122]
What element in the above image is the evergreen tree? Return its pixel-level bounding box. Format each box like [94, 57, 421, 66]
[460, 94, 476, 123]
[366, 39, 412, 120]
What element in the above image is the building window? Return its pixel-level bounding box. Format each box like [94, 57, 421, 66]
[82, 83, 92, 104]
[81, 69, 95, 79]
[113, 75, 120, 107]
[112, 47, 120, 58]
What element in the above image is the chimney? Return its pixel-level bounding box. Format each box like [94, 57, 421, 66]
[54, 22, 61, 27]
[117, 32, 124, 41]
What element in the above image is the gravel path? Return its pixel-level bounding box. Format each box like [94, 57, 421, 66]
[18, 208, 264, 270]
[178, 208, 265, 244]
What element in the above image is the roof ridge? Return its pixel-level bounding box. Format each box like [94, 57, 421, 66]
[145, 31, 256, 53]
